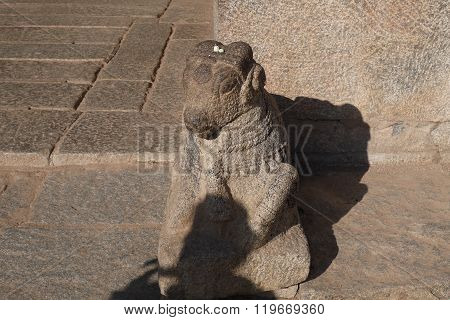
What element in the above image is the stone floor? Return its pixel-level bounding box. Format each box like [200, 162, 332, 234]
[0, 0, 448, 300]
[0, 163, 448, 299]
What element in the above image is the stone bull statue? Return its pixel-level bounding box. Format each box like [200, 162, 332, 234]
[158, 40, 310, 299]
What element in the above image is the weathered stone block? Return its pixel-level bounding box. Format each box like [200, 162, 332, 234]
[160, 0, 212, 23]
[0, 172, 43, 223]
[1, 0, 165, 5]
[0, 3, 167, 16]
[78, 80, 149, 111]
[99, 23, 171, 81]
[32, 166, 170, 225]
[296, 165, 450, 299]
[286, 119, 435, 156]
[0, 227, 160, 299]
[0, 82, 88, 110]
[368, 121, 437, 153]
[173, 23, 213, 40]
[0, 110, 79, 167]
[0, 43, 114, 59]
[0, 15, 133, 27]
[142, 39, 198, 122]
[0, 27, 124, 43]
[0, 60, 102, 82]
[52, 112, 180, 166]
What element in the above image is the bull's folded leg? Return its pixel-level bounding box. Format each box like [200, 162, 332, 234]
[235, 224, 310, 293]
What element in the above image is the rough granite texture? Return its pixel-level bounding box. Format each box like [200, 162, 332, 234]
[158, 41, 310, 299]
[160, 0, 212, 23]
[0, 15, 134, 27]
[0, 0, 166, 5]
[0, 111, 80, 167]
[0, 172, 43, 224]
[173, 23, 213, 40]
[142, 39, 198, 121]
[0, 2, 169, 17]
[0, 227, 160, 299]
[0, 60, 102, 82]
[215, 0, 450, 164]
[99, 23, 171, 81]
[0, 82, 89, 110]
[0, 27, 125, 43]
[78, 80, 150, 111]
[52, 112, 180, 166]
[31, 167, 170, 225]
[0, 43, 115, 60]
[296, 165, 449, 299]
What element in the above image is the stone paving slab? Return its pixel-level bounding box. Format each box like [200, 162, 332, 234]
[2, 0, 164, 5]
[296, 165, 450, 299]
[0, 43, 114, 60]
[0, 227, 160, 299]
[0, 60, 102, 82]
[99, 22, 171, 81]
[142, 39, 198, 121]
[78, 80, 150, 111]
[160, 0, 212, 23]
[0, 110, 79, 167]
[0, 82, 88, 110]
[0, 27, 125, 43]
[51, 112, 180, 166]
[31, 166, 170, 225]
[0, 3, 168, 17]
[172, 23, 213, 40]
[0, 172, 43, 224]
[0, 15, 134, 27]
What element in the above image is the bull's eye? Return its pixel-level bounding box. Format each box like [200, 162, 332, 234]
[193, 63, 212, 84]
[219, 78, 239, 95]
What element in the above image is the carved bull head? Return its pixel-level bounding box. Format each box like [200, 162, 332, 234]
[182, 40, 266, 139]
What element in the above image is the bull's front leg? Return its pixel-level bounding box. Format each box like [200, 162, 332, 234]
[249, 163, 299, 245]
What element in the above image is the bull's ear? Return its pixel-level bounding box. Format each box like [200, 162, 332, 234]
[240, 63, 266, 104]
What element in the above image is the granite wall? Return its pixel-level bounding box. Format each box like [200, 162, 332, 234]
[215, 0, 449, 166]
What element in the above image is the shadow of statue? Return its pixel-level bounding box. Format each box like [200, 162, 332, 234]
[110, 259, 161, 299]
[110, 195, 275, 299]
[160, 194, 275, 299]
[273, 95, 370, 280]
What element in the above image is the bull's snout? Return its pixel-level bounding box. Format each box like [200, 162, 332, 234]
[184, 111, 219, 140]
[184, 112, 206, 132]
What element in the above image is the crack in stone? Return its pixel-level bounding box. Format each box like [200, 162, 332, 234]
[0, 183, 7, 197]
[429, 122, 444, 164]
[139, 24, 174, 112]
[139, 81, 153, 113]
[158, 0, 174, 20]
[104, 20, 135, 65]
[151, 24, 174, 83]
[70, 21, 135, 112]
[48, 112, 84, 165]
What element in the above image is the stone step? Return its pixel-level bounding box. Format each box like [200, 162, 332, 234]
[0, 4, 213, 168]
